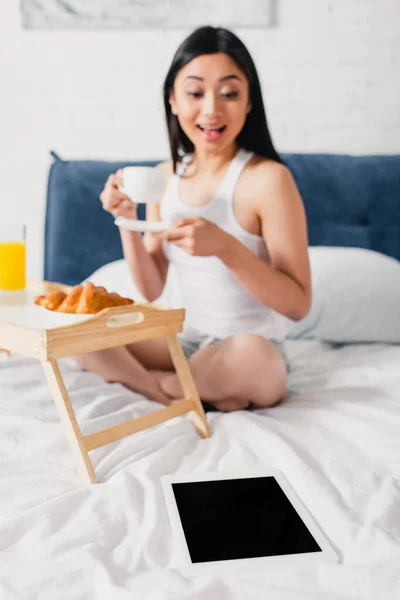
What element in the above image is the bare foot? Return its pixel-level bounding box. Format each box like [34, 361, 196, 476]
[167, 394, 250, 412]
[208, 398, 251, 412]
[159, 373, 183, 398]
[153, 371, 250, 412]
[106, 377, 171, 406]
[150, 390, 175, 406]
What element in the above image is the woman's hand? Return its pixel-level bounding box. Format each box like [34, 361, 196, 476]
[161, 217, 232, 258]
[99, 169, 137, 219]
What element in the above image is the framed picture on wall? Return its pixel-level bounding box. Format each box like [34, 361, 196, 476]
[20, 0, 274, 29]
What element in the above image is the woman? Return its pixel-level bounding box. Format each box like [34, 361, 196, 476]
[79, 26, 311, 412]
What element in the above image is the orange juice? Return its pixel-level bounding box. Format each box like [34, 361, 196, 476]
[0, 242, 26, 290]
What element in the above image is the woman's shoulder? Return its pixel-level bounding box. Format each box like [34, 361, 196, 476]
[246, 153, 291, 187]
[240, 154, 297, 208]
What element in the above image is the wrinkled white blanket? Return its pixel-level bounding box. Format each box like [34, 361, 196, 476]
[0, 340, 399, 599]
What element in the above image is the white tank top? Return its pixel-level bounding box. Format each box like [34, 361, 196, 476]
[160, 148, 288, 342]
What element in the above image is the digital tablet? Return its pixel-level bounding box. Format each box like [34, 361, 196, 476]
[161, 469, 338, 576]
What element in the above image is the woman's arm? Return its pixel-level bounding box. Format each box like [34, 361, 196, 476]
[220, 163, 311, 321]
[120, 225, 167, 302]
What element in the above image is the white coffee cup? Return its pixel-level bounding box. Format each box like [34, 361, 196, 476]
[118, 166, 167, 204]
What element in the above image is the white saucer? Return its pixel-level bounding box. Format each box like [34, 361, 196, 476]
[114, 217, 171, 233]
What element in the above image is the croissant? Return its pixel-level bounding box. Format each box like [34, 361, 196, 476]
[34, 282, 134, 314]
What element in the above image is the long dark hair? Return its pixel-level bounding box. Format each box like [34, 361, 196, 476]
[163, 26, 282, 172]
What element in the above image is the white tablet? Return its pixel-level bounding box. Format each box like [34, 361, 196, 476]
[161, 469, 338, 576]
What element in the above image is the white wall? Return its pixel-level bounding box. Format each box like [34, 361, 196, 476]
[1, 0, 399, 280]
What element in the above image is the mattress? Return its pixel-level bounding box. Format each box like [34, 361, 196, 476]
[0, 340, 399, 599]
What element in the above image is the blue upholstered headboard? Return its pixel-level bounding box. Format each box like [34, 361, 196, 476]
[44, 151, 400, 285]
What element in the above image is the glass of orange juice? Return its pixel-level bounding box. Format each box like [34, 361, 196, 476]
[0, 225, 26, 291]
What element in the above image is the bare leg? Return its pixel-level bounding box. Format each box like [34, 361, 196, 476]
[75, 345, 173, 406]
[74, 334, 287, 412]
[126, 338, 173, 370]
[158, 334, 288, 411]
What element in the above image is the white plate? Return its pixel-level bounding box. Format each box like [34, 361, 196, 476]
[114, 217, 171, 233]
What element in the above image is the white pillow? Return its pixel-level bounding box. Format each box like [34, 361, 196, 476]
[287, 247, 400, 343]
[86, 247, 400, 344]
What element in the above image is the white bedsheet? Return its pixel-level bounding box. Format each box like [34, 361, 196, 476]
[0, 340, 399, 599]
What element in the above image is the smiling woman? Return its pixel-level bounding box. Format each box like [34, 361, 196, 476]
[75, 25, 311, 413]
[169, 54, 249, 148]
[163, 28, 282, 172]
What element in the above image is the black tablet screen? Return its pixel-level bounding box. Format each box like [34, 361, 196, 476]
[172, 477, 321, 563]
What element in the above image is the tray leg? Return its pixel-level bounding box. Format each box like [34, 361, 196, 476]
[165, 335, 211, 439]
[41, 359, 97, 485]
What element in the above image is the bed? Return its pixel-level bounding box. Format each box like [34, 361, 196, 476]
[1, 151, 400, 599]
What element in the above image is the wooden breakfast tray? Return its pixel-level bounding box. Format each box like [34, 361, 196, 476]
[0, 282, 211, 484]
